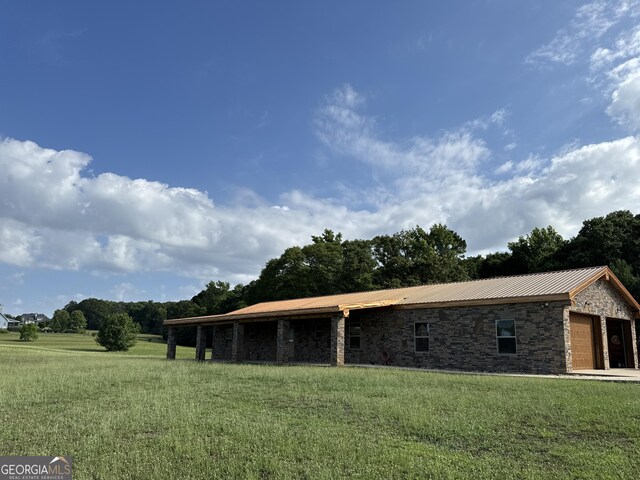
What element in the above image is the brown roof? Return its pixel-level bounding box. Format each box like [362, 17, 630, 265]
[164, 266, 640, 326]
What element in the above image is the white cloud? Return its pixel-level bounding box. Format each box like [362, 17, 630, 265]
[527, 0, 640, 66]
[591, 25, 640, 68]
[2, 79, 640, 285]
[607, 62, 640, 129]
[110, 282, 145, 302]
[312, 85, 640, 252]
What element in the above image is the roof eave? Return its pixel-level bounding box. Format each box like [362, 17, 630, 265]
[163, 299, 404, 327]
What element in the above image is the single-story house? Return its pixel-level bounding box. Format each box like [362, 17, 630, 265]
[164, 266, 640, 374]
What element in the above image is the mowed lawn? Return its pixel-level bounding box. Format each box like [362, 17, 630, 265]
[0, 332, 639, 479]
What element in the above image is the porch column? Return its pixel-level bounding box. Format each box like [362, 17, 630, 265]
[330, 314, 345, 366]
[166, 326, 177, 360]
[600, 315, 610, 370]
[630, 320, 639, 369]
[276, 319, 289, 363]
[231, 322, 244, 362]
[195, 325, 207, 362]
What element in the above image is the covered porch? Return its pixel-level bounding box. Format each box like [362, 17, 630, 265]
[164, 290, 403, 366]
[166, 315, 347, 366]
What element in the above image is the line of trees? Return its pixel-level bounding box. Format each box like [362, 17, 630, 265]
[60, 209, 640, 345]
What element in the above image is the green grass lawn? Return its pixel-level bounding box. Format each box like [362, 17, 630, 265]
[1, 332, 639, 479]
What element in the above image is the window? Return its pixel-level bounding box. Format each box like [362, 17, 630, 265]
[496, 319, 516, 355]
[414, 322, 429, 353]
[349, 322, 361, 350]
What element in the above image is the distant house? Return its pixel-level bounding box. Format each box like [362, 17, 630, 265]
[164, 266, 639, 374]
[20, 313, 51, 325]
[0, 304, 20, 330]
[0, 305, 9, 330]
[7, 318, 21, 329]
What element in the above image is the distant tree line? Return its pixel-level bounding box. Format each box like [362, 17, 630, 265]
[60, 210, 640, 345]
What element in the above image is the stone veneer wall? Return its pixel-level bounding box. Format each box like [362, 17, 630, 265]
[242, 321, 277, 362]
[212, 322, 278, 361]
[346, 301, 570, 374]
[292, 319, 331, 363]
[567, 278, 638, 370]
[211, 325, 233, 360]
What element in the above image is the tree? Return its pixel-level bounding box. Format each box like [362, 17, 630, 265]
[507, 226, 564, 273]
[68, 310, 87, 333]
[339, 239, 376, 292]
[51, 309, 70, 333]
[476, 252, 512, 278]
[96, 313, 140, 352]
[247, 246, 312, 302]
[19, 323, 38, 342]
[372, 225, 469, 288]
[67, 298, 124, 330]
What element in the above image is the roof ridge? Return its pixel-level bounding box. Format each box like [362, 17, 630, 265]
[462, 265, 607, 283]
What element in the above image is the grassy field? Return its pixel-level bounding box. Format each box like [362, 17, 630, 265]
[1, 332, 639, 479]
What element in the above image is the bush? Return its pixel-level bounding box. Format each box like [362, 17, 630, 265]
[95, 313, 140, 352]
[0, 329, 8, 334]
[19, 324, 39, 342]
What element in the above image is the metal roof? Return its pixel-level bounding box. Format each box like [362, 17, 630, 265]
[164, 266, 639, 326]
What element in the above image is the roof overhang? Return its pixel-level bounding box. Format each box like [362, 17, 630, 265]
[163, 299, 402, 327]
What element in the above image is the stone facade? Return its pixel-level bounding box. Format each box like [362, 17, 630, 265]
[347, 301, 570, 374]
[211, 322, 279, 362]
[291, 319, 331, 363]
[565, 278, 638, 371]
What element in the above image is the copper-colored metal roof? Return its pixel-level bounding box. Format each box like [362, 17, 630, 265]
[164, 266, 639, 326]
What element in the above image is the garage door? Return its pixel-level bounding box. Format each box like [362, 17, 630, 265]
[570, 313, 596, 370]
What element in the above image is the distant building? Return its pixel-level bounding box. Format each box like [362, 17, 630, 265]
[20, 313, 51, 325]
[0, 304, 9, 330]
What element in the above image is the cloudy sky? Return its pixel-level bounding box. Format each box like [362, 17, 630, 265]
[1, 1, 640, 315]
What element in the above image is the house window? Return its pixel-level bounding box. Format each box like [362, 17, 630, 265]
[349, 322, 361, 350]
[414, 322, 429, 353]
[496, 319, 516, 355]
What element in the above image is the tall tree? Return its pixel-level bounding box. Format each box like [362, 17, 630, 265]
[339, 239, 376, 292]
[507, 226, 564, 273]
[373, 225, 469, 287]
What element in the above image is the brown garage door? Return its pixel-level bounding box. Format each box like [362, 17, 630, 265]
[570, 313, 596, 370]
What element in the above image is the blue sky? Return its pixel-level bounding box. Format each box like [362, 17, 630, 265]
[1, 1, 640, 315]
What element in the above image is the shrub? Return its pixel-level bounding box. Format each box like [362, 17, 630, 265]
[0, 329, 8, 334]
[19, 324, 39, 342]
[95, 313, 140, 352]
